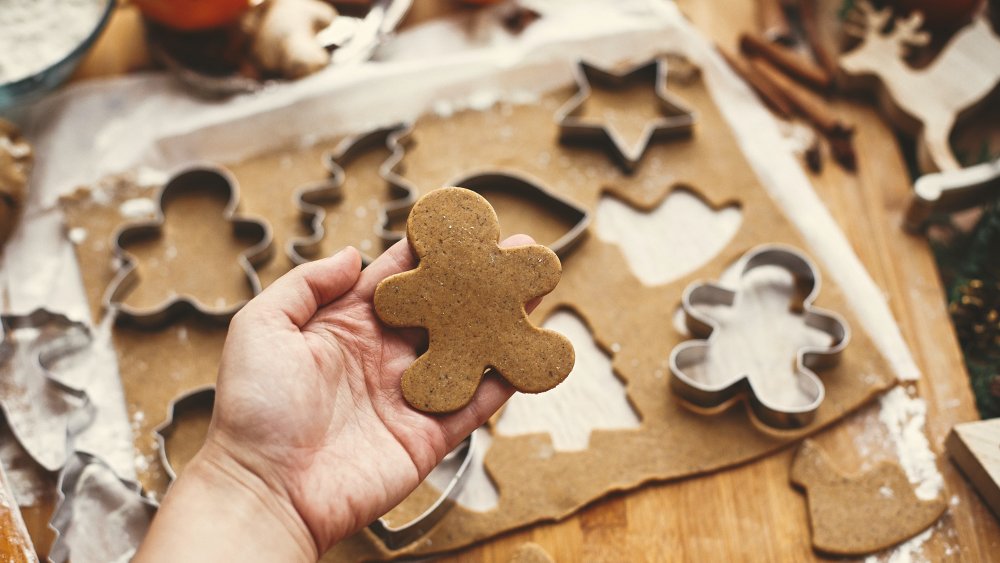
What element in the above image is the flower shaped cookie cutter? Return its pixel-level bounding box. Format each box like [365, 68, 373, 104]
[556, 58, 696, 173]
[289, 123, 416, 265]
[102, 165, 273, 327]
[0, 309, 94, 471]
[49, 451, 158, 563]
[669, 244, 850, 429]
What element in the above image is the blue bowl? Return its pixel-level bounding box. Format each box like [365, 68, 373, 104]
[0, 0, 117, 110]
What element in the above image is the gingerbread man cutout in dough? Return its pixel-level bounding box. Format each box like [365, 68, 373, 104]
[375, 187, 575, 413]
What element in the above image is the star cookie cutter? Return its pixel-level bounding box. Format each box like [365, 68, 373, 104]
[448, 171, 591, 257]
[153, 386, 475, 551]
[103, 165, 274, 327]
[369, 431, 477, 550]
[0, 309, 94, 471]
[289, 123, 415, 265]
[668, 245, 850, 429]
[555, 58, 696, 173]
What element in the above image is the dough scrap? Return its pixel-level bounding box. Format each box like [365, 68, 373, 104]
[791, 439, 947, 555]
[0, 119, 33, 247]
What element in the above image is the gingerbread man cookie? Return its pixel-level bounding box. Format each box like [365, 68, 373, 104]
[375, 187, 575, 413]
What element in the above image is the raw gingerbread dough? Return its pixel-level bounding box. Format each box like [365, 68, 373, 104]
[374, 187, 574, 412]
[0, 119, 32, 248]
[62, 61, 899, 560]
[791, 439, 947, 555]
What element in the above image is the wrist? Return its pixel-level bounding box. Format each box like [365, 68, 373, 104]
[135, 439, 318, 563]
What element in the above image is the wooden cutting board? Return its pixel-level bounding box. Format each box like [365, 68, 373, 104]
[66, 1, 1000, 560]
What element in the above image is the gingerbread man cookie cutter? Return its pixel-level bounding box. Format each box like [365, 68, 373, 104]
[555, 58, 696, 173]
[103, 165, 273, 327]
[0, 309, 94, 471]
[448, 171, 591, 257]
[289, 123, 416, 265]
[153, 386, 475, 550]
[669, 244, 850, 428]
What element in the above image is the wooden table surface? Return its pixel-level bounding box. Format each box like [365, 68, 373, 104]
[68, 2, 999, 561]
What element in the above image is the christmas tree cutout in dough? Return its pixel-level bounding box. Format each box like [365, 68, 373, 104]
[495, 310, 640, 451]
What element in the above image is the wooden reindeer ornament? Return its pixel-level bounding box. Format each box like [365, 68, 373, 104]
[839, 1, 1000, 172]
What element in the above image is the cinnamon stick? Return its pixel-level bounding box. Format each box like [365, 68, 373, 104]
[717, 46, 794, 119]
[797, 0, 839, 78]
[805, 136, 823, 173]
[740, 32, 833, 91]
[748, 56, 849, 135]
[748, 56, 856, 170]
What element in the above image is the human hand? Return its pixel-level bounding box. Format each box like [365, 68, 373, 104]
[136, 235, 538, 562]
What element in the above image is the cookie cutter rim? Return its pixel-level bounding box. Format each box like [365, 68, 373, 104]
[49, 450, 158, 563]
[368, 430, 477, 550]
[288, 123, 415, 266]
[377, 123, 420, 246]
[446, 170, 591, 257]
[102, 164, 274, 328]
[668, 244, 851, 429]
[0, 308, 95, 472]
[152, 385, 475, 551]
[904, 158, 1000, 232]
[153, 385, 216, 483]
[555, 58, 697, 173]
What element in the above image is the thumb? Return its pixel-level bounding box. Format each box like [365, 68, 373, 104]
[241, 247, 363, 328]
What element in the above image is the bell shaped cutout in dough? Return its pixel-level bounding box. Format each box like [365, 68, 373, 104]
[595, 188, 741, 287]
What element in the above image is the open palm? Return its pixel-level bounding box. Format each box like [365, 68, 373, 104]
[204, 235, 534, 554]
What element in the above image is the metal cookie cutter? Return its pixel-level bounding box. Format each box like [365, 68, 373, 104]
[103, 165, 274, 327]
[555, 58, 696, 173]
[154, 386, 216, 482]
[0, 309, 94, 471]
[669, 245, 850, 429]
[153, 386, 474, 551]
[289, 123, 415, 266]
[449, 171, 591, 257]
[904, 158, 1000, 232]
[369, 431, 477, 550]
[49, 451, 158, 563]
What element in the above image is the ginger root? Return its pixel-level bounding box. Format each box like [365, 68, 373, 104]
[0, 119, 32, 247]
[249, 0, 337, 80]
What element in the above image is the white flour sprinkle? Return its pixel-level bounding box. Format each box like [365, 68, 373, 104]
[118, 198, 158, 219]
[865, 526, 934, 563]
[67, 227, 88, 244]
[878, 387, 944, 501]
[0, 0, 107, 83]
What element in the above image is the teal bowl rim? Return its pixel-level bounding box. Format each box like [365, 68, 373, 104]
[0, 0, 118, 91]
